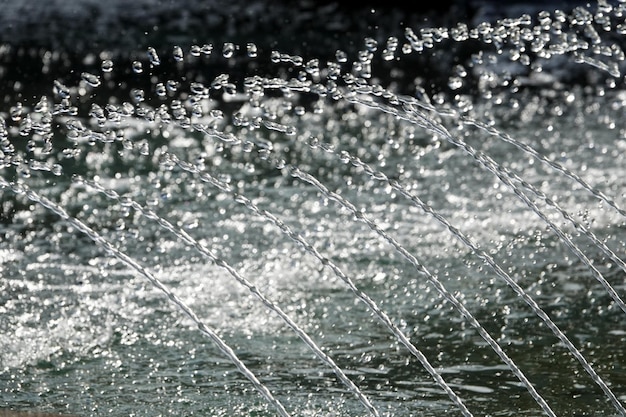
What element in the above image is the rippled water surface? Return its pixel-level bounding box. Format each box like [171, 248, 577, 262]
[1, 1, 626, 416]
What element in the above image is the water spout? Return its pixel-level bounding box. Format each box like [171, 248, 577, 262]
[1, 1, 625, 416]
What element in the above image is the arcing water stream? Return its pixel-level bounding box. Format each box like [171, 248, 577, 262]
[1, 1, 626, 416]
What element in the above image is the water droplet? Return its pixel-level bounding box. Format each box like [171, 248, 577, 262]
[211, 74, 229, 90]
[173, 46, 184, 62]
[286, 55, 304, 67]
[101, 59, 114, 72]
[308, 137, 319, 148]
[454, 68, 468, 83]
[18, 116, 31, 136]
[190, 45, 202, 56]
[448, 77, 463, 90]
[132, 61, 143, 74]
[191, 103, 203, 118]
[223, 42, 236, 58]
[364, 37, 378, 52]
[53, 80, 71, 99]
[18, 165, 31, 178]
[121, 102, 135, 116]
[246, 43, 258, 58]
[155, 82, 167, 97]
[81, 72, 101, 87]
[190, 82, 207, 96]
[131, 88, 145, 103]
[209, 110, 224, 119]
[139, 142, 150, 156]
[201, 44, 213, 56]
[382, 49, 395, 61]
[166, 80, 179, 93]
[305, 59, 320, 77]
[10, 103, 23, 121]
[89, 103, 106, 126]
[450, 22, 469, 42]
[34, 97, 49, 113]
[66, 130, 81, 145]
[223, 83, 237, 95]
[51, 164, 63, 176]
[147, 47, 160, 66]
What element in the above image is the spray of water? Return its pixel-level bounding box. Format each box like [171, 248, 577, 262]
[2, 1, 626, 416]
[0, 177, 291, 417]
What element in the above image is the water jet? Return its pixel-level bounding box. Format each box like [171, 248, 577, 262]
[1, 1, 625, 416]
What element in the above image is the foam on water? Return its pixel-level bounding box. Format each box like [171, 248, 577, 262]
[1, 1, 626, 416]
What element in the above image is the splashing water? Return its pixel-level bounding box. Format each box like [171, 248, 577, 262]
[1, 1, 626, 416]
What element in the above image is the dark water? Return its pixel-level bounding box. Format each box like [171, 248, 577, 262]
[1, 1, 626, 416]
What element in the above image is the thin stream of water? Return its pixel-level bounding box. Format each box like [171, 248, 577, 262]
[285, 161, 558, 417]
[72, 174, 382, 417]
[170, 103, 564, 415]
[165, 153, 474, 416]
[404, 103, 626, 314]
[0, 177, 292, 417]
[347, 92, 626, 315]
[300, 125, 625, 415]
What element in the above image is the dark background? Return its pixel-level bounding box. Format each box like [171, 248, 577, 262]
[0, 0, 602, 107]
[0, 0, 590, 55]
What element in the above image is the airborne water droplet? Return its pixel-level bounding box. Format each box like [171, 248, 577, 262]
[18, 165, 31, 178]
[155, 83, 167, 97]
[335, 50, 348, 63]
[190, 82, 207, 96]
[132, 61, 143, 74]
[364, 37, 378, 52]
[89, 103, 106, 126]
[190, 45, 202, 56]
[53, 80, 71, 99]
[139, 142, 150, 156]
[448, 76, 463, 90]
[101, 59, 114, 72]
[147, 47, 160, 66]
[166, 80, 179, 93]
[18, 116, 31, 136]
[131, 88, 145, 103]
[173, 45, 184, 62]
[81, 72, 101, 87]
[305, 59, 320, 77]
[211, 74, 229, 90]
[10, 103, 23, 121]
[223, 42, 236, 58]
[51, 164, 63, 176]
[246, 43, 258, 58]
[201, 44, 213, 56]
[209, 109, 224, 119]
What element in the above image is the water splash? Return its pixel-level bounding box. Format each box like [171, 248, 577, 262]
[0, 177, 291, 417]
[1, 1, 626, 416]
[72, 174, 382, 417]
